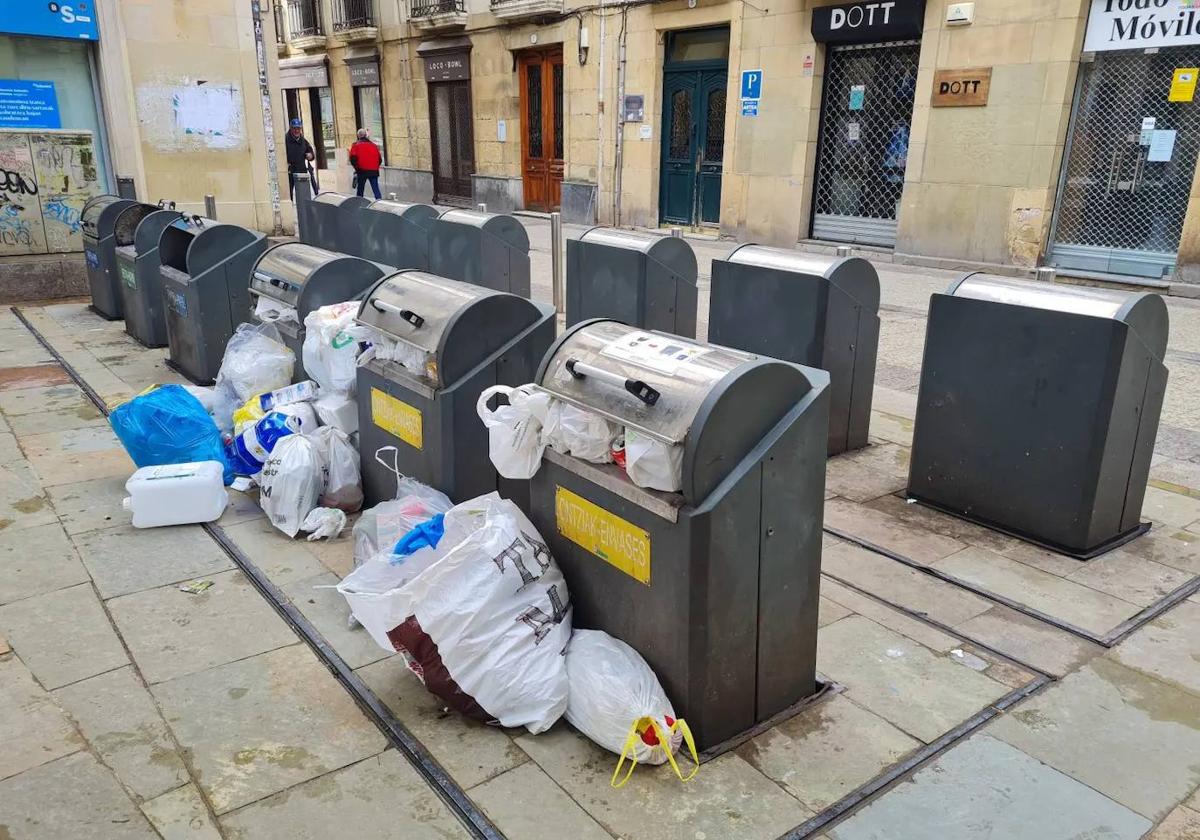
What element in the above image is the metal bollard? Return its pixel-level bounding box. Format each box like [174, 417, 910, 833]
[293, 173, 312, 242]
[477, 203, 487, 213]
[671, 227, 682, 238]
[551, 211, 564, 315]
[1036, 266, 1058, 284]
[836, 245, 852, 257]
[204, 194, 217, 220]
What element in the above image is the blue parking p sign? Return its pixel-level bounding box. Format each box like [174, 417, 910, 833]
[741, 69, 763, 100]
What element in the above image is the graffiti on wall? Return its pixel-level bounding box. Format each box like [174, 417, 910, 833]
[0, 130, 100, 257]
[136, 79, 246, 152]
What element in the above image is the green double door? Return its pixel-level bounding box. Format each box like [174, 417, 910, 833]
[659, 29, 728, 227]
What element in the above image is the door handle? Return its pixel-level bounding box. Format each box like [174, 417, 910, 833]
[1105, 147, 1122, 196]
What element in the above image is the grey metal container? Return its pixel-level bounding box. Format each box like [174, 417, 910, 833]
[709, 247, 880, 455]
[306, 192, 372, 255]
[159, 218, 268, 384]
[527, 320, 829, 750]
[428, 209, 530, 297]
[565, 226, 698, 336]
[360, 201, 439, 270]
[248, 243, 387, 381]
[907, 274, 1169, 558]
[356, 269, 556, 507]
[82, 196, 156, 319]
[115, 209, 188, 348]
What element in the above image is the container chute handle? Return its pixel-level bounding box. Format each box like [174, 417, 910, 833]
[371, 299, 425, 328]
[565, 358, 660, 406]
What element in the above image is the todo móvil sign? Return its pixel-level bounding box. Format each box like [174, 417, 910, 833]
[1084, 0, 1200, 52]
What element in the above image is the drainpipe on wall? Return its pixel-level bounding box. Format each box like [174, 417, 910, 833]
[613, 10, 628, 227]
[596, 0, 607, 223]
[251, 0, 283, 235]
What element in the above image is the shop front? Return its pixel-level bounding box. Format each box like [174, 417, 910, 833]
[420, 42, 475, 206]
[279, 56, 336, 174]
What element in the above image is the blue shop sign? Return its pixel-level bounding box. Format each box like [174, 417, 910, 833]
[2, 1, 100, 41]
[0, 80, 62, 129]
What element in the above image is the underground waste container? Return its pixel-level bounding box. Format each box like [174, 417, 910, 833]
[159, 218, 268, 384]
[708, 247, 880, 455]
[527, 320, 830, 749]
[356, 269, 556, 507]
[115, 209, 189, 347]
[306, 192, 372, 255]
[360, 200, 439, 270]
[82, 195, 158, 319]
[907, 274, 1169, 558]
[428, 209, 530, 296]
[249, 243, 387, 381]
[565, 226, 698, 336]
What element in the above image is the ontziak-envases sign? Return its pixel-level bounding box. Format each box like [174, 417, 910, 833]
[811, 1, 927, 45]
[1084, 0, 1200, 53]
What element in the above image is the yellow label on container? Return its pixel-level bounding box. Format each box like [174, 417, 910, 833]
[555, 486, 651, 585]
[371, 388, 423, 450]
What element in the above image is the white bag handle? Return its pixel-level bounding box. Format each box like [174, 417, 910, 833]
[476, 385, 515, 427]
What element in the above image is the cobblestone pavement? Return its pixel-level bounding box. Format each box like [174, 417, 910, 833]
[2, 226, 1200, 839]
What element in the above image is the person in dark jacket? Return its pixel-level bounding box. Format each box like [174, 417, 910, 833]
[285, 118, 317, 199]
[349, 128, 383, 199]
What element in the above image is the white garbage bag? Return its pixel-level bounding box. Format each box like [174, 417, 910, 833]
[300, 507, 347, 541]
[254, 296, 299, 324]
[308, 425, 363, 513]
[259, 434, 322, 537]
[303, 302, 366, 396]
[565, 630, 698, 786]
[476, 384, 553, 480]
[544, 401, 619, 464]
[216, 322, 295, 404]
[315, 392, 359, 435]
[339, 494, 572, 733]
[625, 428, 684, 493]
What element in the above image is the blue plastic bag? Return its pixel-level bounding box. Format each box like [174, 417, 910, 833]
[110, 385, 233, 485]
[392, 513, 445, 560]
[226, 412, 301, 477]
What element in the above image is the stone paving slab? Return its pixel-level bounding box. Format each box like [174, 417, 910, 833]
[817, 615, 1015, 744]
[819, 578, 960, 653]
[73, 524, 234, 600]
[1065, 550, 1195, 606]
[826, 735, 1151, 840]
[7, 399, 107, 435]
[1142, 486, 1200, 529]
[1148, 805, 1200, 839]
[21, 424, 135, 487]
[152, 644, 387, 814]
[517, 726, 812, 840]
[825, 497, 966, 565]
[218, 751, 472, 840]
[469, 760, 614, 840]
[0, 752, 160, 839]
[52, 665, 189, 800]
[282, 572, 391, 671]
[989, 657, 1200, 820]
[1107, 601, 1200, 698]
[108, 569, 298, 685]
[218, 517, 330, 586]
[0, 520, 89, 605]
[824, 443, 910, 503]
[0, 382, 93, 416]
[45, 474, 135, 535]
[356, 655, 529, 789]
[0, 582, 129, 689]
[0, 363, 73, 391]
[953, 604, 1104, 678]
[140, 783, 223, 840]
[1120, 527, 1200, 576]
[0, 654, 82, 780]
[0, 461, 57, 532]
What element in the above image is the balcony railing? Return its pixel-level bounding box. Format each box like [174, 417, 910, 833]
[286, 0, 324, 38]
[273, 2, 286, 43]
[489, 0, 562, 20]
[333, 0, 374, 31]
[411, 0, 465, 17]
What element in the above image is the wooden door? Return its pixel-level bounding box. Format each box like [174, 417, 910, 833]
[519, 49, 564, 212]
[430, 80, 475, 204]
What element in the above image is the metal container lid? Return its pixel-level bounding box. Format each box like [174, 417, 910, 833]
[722, 245, 880, 309]
[311, 192, 371, 210]
[948, 274, 1169, 358]
[536, 320, 759, 445]
[81, 195, 123, 230]
[133, 210, 187, 253]
[576, 226, 698, 283]
[250, 242, 385, 315]
[113, 203, 159, 246]
[437, 209, 530, 252]
[365, 200, 438, 220]
[164, 218, 258, 277]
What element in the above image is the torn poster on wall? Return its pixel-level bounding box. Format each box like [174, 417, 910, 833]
[0, 130, 100, 257]
[135, 80, 246, 151]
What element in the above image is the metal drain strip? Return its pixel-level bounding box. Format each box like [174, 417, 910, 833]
[12, 306, 504, 840]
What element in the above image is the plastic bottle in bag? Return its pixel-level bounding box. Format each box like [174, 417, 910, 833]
[259, 380, 320, 411]
[227, 412, 301, 476]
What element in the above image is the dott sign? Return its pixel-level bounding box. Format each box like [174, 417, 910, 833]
[811, 0, 927, 44]
[931, 68, 992, 107]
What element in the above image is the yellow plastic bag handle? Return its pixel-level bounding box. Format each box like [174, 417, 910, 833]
[610, 717, 700, 788]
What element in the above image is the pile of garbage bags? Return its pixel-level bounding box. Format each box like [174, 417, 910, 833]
[303, 302, 366, 436]
[476, 385, 684, 493]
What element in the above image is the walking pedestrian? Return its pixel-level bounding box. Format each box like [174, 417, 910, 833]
[349, 128, 383, 200]
[285, 118, 317, 200]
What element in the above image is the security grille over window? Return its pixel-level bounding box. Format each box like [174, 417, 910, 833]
[333, 0, 374, 30]
[273, 2, 286, 42]
[811, 41, 920, 248]
[1049, 48, 1200, 279]
[411, 0, 464, 15]
[286, 0, 323, 37]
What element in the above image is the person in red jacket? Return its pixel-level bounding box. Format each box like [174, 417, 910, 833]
[349, 128, 383, 199]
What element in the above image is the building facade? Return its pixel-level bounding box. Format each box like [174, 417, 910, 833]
[0, 0, 288, 300]
[276, 0, 1200, 287]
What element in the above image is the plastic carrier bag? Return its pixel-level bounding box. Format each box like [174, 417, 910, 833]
[625, 428, 684, 493]
[476, 384, 552, 480]
[544, 401, 619, 464]
[226, 412, 300, 477]
[353, 477, 453, 569]
[309, 425, 363, 513]
[259, 434, 322, 537]
[565, 630, 698, 786]
[216, 322, 295, 404]
[110, 385, 233, 485]
[339, 494, 572, 733]
[303, 302, 366, 396]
